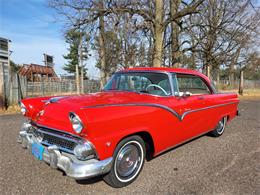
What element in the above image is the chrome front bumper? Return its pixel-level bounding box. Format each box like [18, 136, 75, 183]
[17, 123, 113, 180]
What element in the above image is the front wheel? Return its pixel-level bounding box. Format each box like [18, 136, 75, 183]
[209, 117, 227, 137]
[103, 135, 146, 188]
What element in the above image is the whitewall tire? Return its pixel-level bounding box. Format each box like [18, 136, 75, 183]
[103, 135, 145, 188]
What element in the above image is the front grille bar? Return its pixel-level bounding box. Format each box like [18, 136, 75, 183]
[37, 129, 80, 144]
[34, 128, 82, 154]
[41, 140, 74, 154]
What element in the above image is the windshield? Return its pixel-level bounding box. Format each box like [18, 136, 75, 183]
[104, 72, 172, 96]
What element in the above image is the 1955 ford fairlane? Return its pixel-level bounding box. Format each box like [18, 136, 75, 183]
[17, 67, 240, 188]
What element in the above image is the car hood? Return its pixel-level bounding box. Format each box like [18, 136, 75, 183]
[34, 91, 161, 134]
[58, 91, 156, 106]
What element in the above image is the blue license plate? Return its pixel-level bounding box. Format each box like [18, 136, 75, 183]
[31, 143, 44, 160]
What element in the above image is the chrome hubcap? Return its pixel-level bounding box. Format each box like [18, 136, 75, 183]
[116, 144, 141, 178]
[216, 118, 225, 134]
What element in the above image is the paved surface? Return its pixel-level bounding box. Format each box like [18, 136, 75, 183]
[0, 98, 259, 194]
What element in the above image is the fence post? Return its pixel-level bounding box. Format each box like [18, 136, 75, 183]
[9, 74, 13, 105]
[17, 73, 23, 100]
[23, 77, 28, 97]
[41, 77, 44, 96]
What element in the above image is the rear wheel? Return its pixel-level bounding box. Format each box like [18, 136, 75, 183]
[103, 135, 145, 188]
[210, 117, 227, 137]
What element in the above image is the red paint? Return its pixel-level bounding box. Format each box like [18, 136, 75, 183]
[21, 68, 239, 160]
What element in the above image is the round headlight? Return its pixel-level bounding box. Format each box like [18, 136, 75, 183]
[69, 112, 83, 134]
[20, 102, 27, 115]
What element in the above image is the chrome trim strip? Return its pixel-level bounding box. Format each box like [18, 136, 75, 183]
[83, 103, 181, 120]
[180, 102, 237, 120]
[167, 71, 175, 96]
[82, 102, 238, 121]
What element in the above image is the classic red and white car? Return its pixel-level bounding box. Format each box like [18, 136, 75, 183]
[18, 67, 239, 187]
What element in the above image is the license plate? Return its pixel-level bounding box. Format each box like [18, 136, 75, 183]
[31, 143, 44, 160]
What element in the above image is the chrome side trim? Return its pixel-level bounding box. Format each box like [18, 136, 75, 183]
[180, 102, 238, 120]
[82, 102, 238, 121]
[83, 103, 181, 120]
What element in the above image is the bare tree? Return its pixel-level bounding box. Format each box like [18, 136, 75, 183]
[184, 0, 259, 81]
[49, 0, 259, 90]
[106, 0, 203, 67]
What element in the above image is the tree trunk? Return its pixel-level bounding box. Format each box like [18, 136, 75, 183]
[79, 34, 84, 94]
[80, 66, 84, 93]
[206, 65, 211, 79]
[239, 70, 244, 95]
[190, 36, 196, 69]
[98, 1, 106, 88]
[216, 68, 220, 86]
[170, 0, 181, 67]
[152, 0, 164, 67]
[75, 58, 80, 94]
[229, 47, 241, 88]
[229, 64, 235, 87]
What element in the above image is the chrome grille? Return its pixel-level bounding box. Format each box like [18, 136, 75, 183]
[33, 126, 81, 154]
[42, 133, 77, 152]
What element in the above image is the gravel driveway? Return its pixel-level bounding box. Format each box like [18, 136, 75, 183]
[0, 97, 259, 194]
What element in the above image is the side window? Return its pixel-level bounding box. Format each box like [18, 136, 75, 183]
[176, 74, 211, 95]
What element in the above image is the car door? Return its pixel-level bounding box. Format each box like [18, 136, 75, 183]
[168, 73, 215, 144]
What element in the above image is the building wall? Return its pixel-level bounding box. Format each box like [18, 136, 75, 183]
[0, 38, 10, 109]
[0, 63, 4, 108]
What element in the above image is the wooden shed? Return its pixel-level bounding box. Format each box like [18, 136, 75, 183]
[18, 63, 58, 81]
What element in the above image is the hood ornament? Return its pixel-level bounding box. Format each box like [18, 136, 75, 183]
[42, 96, 65, 105]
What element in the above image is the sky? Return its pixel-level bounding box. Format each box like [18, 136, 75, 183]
[0, 0, 99, 79]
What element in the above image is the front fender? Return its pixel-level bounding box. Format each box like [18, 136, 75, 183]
[82, 105, 180, 160]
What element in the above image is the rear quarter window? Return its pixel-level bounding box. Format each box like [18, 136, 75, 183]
[176, 74, 211, 95]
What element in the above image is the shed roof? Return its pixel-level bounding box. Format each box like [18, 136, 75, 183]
[18, 63, 58, 77]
